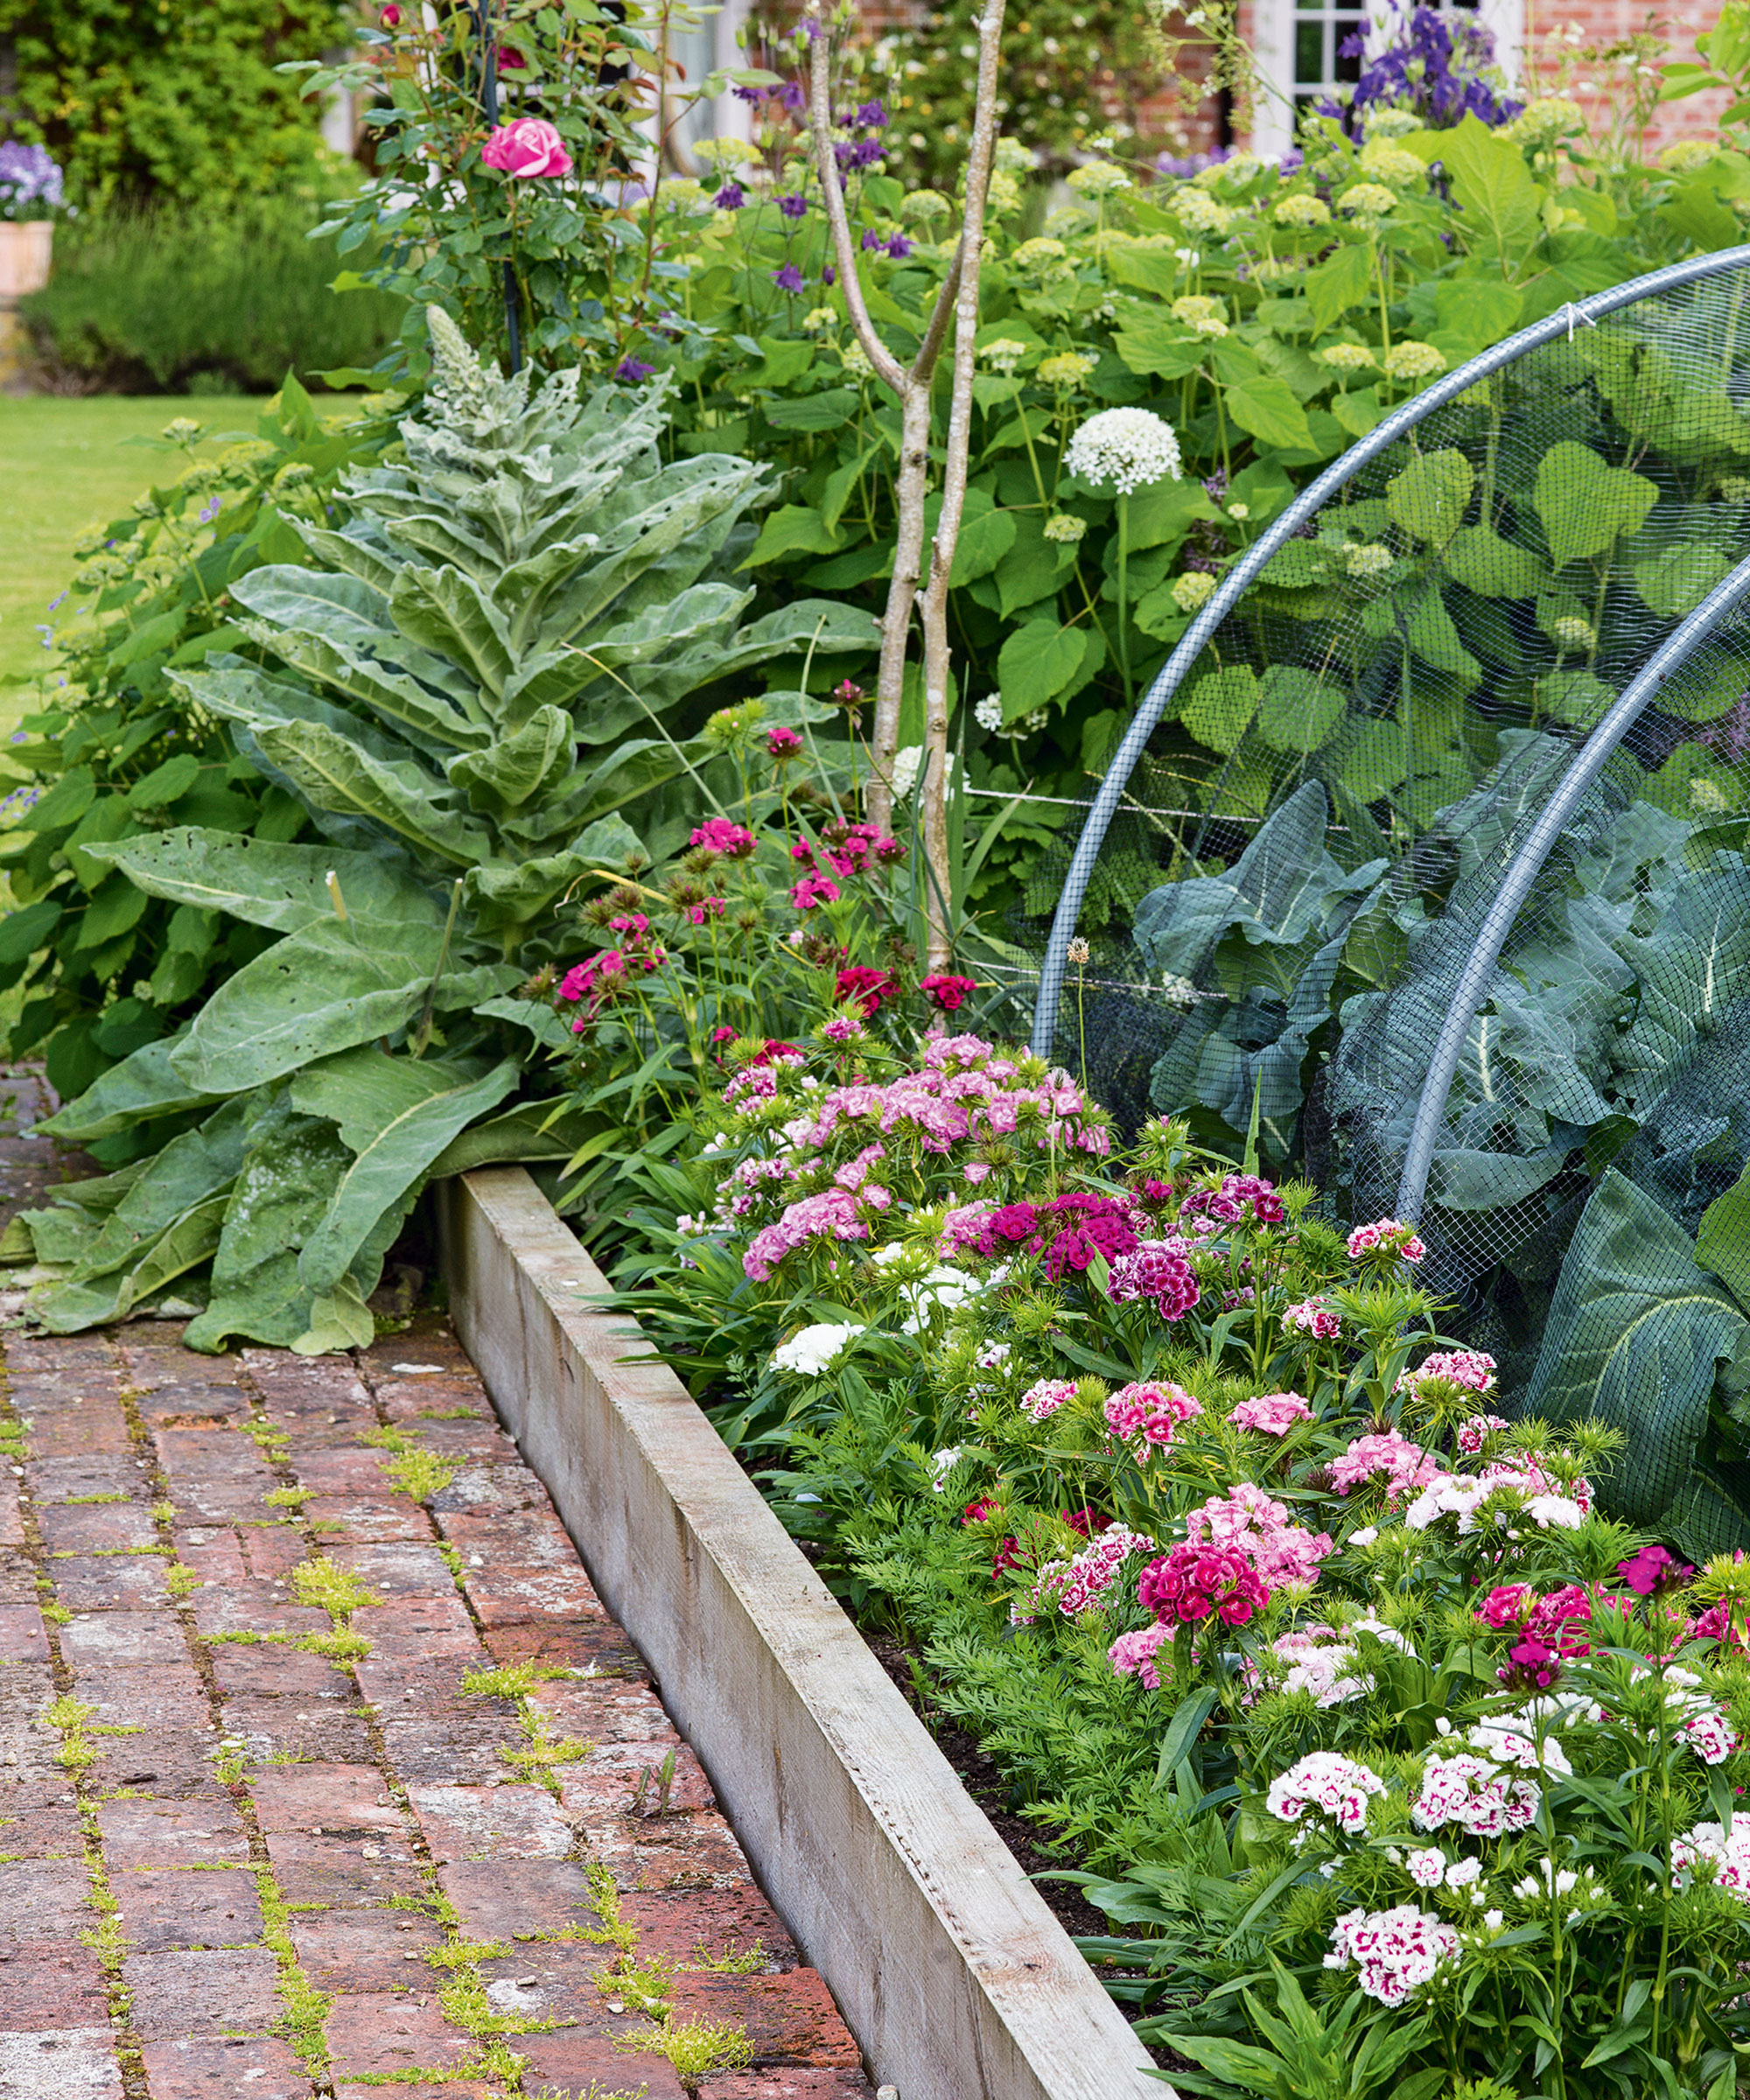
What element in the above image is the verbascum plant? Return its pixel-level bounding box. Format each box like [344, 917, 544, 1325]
[13, 308, 874, 1351]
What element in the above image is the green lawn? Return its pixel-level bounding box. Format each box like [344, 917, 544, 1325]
[0, 394, 262, 711]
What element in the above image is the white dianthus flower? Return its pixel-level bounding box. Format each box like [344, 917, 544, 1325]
[1273, 192, 1332, 228]
[1383, 340, 1446, 382]
[974, 694, 1004, 732]
[770, 1321, 864, 1376]
[928, 1446, 965, 1490]
[1170, 570, 1217, 613]
[1064, 407, 1182, 495]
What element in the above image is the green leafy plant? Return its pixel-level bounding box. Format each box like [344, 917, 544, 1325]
[10, 307, 873, 1350]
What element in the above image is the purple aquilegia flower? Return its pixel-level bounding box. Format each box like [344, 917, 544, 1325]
[732, 84, 765, 104]
[854, 99, 888, 127]
[822, 264, 835, 285]
[615, 357, 654, 382]
[0, 141, 63, 220]
[772, 262, 805, 294]
[1327, 0, 1521, 133]
[860, 228, 884, 251]
[885, 233, 912, 260]
[778, 192, 808, 220]
[779, 80, 806, 111]
[713, 182, 746, 210]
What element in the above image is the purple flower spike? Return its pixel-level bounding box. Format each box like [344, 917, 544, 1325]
[772, 262, 805, 294]
[778, 192, 808, 220]
[616, 357, 655, 382]
[713, 182, 746, 210]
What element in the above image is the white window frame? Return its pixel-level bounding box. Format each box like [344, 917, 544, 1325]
[1249, 0, 1525, 160]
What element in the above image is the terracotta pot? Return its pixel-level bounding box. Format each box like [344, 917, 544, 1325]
[0, 220, 53, 299]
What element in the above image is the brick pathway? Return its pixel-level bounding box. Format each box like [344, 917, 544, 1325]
[0, 1081, 872, 2099]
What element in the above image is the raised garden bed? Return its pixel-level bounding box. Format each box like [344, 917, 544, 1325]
[438, 1163, 1164, 2100]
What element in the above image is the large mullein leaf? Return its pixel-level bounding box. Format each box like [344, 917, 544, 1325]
[250, 718, 493, 867]
[167, 917, 472, 1095]
[183, 1107, 358, 1351]
[25, 1097, 253, 1329]
[445, 706, 574, 815]
[35, 1033, 217, 1142]
[1522, 1168, 1750, 1536]
[624, 597, 883, 718]
[287, 518, 402, 596]
[176, 660, 420, 772]
[250, 626, 491, 751]
[289, 1048, 520, 1295]
[228, 565, 396, 650]
[82, 828, 445, 934]
[388, 564, 517, 701]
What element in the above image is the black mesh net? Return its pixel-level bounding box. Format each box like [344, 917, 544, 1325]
[1019, 259, 1750, 1557]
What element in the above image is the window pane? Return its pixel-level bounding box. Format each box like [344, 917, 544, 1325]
[1295, 20, 1325, 84]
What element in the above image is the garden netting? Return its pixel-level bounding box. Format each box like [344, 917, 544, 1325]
[1018, 252, 1750, 1557]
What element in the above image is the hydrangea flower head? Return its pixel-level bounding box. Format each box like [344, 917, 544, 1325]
[1064, 408, 1183, 496]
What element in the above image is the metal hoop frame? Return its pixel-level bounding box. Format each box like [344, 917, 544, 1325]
[1026, 245, 1750, 1065]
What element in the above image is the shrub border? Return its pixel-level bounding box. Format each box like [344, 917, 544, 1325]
[438, 1164, 1164, 2100]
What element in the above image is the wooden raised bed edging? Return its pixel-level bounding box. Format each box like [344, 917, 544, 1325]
[438, 1165, 1166, 2100]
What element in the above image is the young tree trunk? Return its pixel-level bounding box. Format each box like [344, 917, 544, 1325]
[806, 7, 960, 838]
[916, 0, 1007, 969]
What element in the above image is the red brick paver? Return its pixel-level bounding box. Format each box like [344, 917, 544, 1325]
[0, 1121, 872, 2100]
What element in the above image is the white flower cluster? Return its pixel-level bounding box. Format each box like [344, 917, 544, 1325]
[1343, 542, 1393, 579]
[1266, 1750, 1387, 1834]
[1170, 570, 1216, 614]
[973, 695, 1004, 732]
[1064, 408, 1183, 496]
[1273, 192, 1332, 228]
[769, 1321, 864, 1376]
[1383, 340, 1446, 382]
[1674, 1817, 1750, 1899]
[1325, 1904, 1460, 2007]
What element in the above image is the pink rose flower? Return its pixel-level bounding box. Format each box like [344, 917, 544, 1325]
[481, 117, 573, 179]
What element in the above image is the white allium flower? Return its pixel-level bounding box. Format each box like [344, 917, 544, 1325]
[770, 1321, 864, 1376]
[1273, 192, 1332, 228]
[1170, 570, 1217, 614]
[1383, 340, 1446, 382]
[1043, 512, 1088, 543]
[974, 695, 1004, 732]
[1064, 407, 1183, 495]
